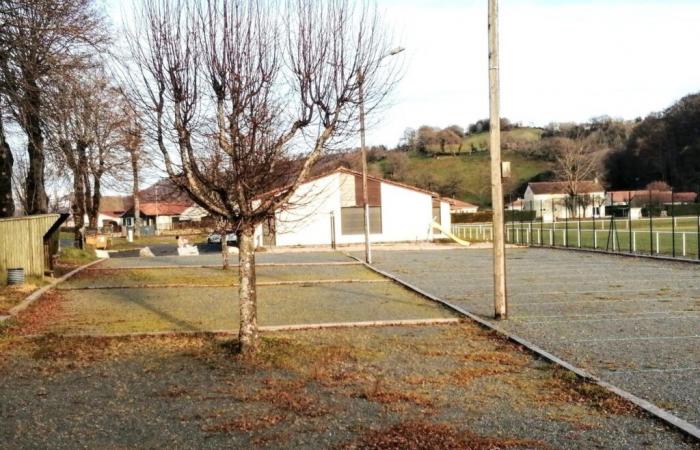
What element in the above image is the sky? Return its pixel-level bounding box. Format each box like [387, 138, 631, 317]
[104, 0, 700, 148]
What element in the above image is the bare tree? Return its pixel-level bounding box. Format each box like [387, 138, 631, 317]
[125, 0, 399, 356]
[0, 0, 108, 214]
[46, 71, 128, 243]
[118, 106, 144, 238]
[552, 137, 600, 215]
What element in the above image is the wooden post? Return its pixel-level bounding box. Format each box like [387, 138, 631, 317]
[358, 71, 371, 264]
[488, 0, 507, 319]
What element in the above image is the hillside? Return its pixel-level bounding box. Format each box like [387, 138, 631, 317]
[370, 150, 554, 207]
[424, 127, 544, 155]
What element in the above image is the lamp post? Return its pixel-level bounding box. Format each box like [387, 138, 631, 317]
[358, 46, 404, 264]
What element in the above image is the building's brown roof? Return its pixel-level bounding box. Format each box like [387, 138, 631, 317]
[444, 197, 478, 209]
[609, 190, 697, 204]
[528, 181, 604, 195]
[99, 196, 133, 216]
[137, 202, 190, 216]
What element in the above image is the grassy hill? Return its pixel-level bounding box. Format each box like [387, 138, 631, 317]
[425, 127, 544, 155]
[371, 150, 553, 207]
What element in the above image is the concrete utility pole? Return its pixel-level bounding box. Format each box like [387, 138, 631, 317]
[488, 0, 508, 319]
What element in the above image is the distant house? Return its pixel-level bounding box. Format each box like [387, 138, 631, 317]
[524, 181, 606, 222]
[444, 198, 479, 214]
[607, 190, 697, 206]
[122, 202, 191, 231]
[505, 198, 525, 211]
[607, 190, 697, 220]
[253, 167, 451, 247]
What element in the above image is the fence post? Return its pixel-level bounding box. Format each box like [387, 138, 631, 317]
[612, 228, 617, 251]
[577, 221, 581, 248]
[632, 231, 636, 253]
[671, 189, 676, 258]
[628, 191, 633, 253]
[683, 232, 686, 257]
[656, 232, 660, 254]
[537, 228, 541, 245]
[550, 229, 553, 246]
[593, 229, 597, 249]
[649, 190, 654, 255]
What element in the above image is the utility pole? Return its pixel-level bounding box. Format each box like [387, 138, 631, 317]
[358, 71, 372, 264]
[358, 47, 404, 264]
[488, 0, 508, 319]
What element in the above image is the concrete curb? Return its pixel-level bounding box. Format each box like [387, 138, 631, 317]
[2, 259, 106, 322]
[57, 279, 390, 291]
[85, 261, 362, 270]
[522, 243, 700, 265]
[347, 253, 700, 442]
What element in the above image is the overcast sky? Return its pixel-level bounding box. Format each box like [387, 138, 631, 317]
[105, 0, 700, 148]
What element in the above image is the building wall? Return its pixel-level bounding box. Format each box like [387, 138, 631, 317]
[526, 192, 606, 221]
[274, 173, 341, 247]
[376, 182, 433, 243]
[269, 172, 439, 247]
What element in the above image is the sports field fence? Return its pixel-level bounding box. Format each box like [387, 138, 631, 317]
[452, 189, 700, 261]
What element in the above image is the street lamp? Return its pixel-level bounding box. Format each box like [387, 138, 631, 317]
[358, 46, 404, 264]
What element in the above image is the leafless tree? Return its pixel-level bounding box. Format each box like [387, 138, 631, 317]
[0, 0, 108, 215]
[118, 105, 145, 238]
[552, 137, 600, 215]
[46, 71, 128, 243]
[125, 0, 400, 356]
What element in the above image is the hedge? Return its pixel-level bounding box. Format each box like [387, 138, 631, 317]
[452, 210, 536, 224]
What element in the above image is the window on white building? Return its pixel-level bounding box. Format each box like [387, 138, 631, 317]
[341, 207, 382, 235]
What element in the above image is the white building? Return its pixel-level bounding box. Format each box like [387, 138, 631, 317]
[255, 167, 451, 247]
[523, 181, 606, 222]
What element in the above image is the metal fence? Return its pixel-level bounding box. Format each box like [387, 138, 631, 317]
[452, 190, 700, 261]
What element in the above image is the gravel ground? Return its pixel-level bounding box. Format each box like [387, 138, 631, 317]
[99, 251, 353, 268]
[59, 265, 382, 289]
[1, 325, 697, 449]
[39, 283, 455, 335]
[362, 247, 700, 429]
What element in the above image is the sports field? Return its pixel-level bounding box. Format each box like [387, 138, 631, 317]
[454, 216, 700, 259]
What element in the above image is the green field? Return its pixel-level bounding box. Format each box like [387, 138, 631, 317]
[453, 217, 700, 259]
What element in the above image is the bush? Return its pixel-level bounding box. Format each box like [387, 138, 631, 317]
[452, 211, 493, 223]
[667, 204, 700, 216]
[504, 210, 537, 222]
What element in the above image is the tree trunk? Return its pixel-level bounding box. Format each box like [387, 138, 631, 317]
[0, 114, 14, 217]
[71, 167, 86, 249]
[23, 78, 48, 214]
[89, 175, 101, 229]
[237, 226, 258, 356]
[131, 149, 141, 237]
[221, 237, 229, 270]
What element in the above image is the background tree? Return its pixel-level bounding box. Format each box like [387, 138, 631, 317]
[125, 0, 400, 356]
[605, 93, 700, 191]
[0, 0, 108, 214]
[551, 137, 600, 216]
[0, 99, 13, 216]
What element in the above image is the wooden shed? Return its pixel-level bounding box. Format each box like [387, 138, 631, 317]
[0, 214, 68, 279]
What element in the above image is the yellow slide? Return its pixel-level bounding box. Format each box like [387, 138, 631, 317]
[432, 221, 471, 246]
